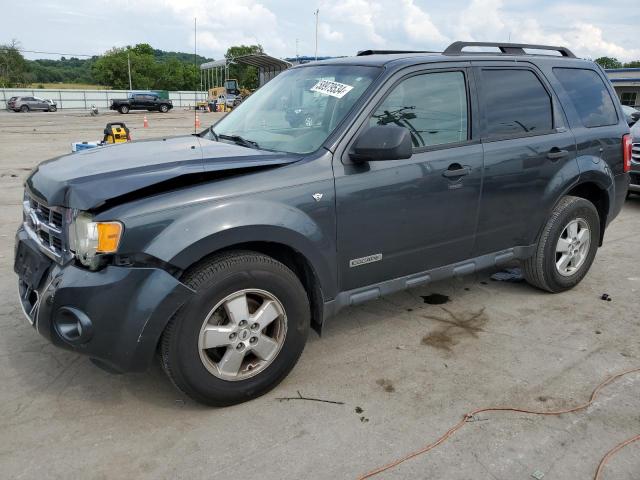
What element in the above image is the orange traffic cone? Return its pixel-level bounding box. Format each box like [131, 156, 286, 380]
[195, 114, 201, 129]
[143, 115, 149, 128]
[206, 105, 211, 113]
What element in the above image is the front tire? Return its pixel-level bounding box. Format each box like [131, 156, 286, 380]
[160, 251, 310, 406]
[159, 104, 169, 113]
[523, 196, 600, 293]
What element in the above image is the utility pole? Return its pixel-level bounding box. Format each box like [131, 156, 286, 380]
[296, 38, 299, 62]
[314, 9, 319, 61]
[127, 52, 132, 91]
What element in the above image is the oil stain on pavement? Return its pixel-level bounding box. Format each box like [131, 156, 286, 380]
[421, 307, 487, 351]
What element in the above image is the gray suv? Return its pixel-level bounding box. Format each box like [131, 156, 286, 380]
[7, 95, 57, 112]
[14, 42, 631, 406]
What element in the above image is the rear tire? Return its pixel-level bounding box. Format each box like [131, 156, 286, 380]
[119, 105, 129, 114]
[20, 105, 29, 113]
[160, 251, 310, 406]
[523, 196, 600, 293]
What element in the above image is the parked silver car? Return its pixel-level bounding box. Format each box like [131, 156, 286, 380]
[7, 96, 57, 112]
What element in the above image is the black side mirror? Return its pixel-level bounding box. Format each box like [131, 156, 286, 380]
[350, 125, 413, 162]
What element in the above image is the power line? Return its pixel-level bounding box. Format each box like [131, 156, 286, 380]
[0, 48, 98, 57]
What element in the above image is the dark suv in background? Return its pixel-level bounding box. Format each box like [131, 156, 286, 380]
[110, 92, 173, 114]
[15, 42, 631, 406]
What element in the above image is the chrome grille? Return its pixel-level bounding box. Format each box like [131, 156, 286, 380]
[23, 193, 69, 263]
[632, 143, 640, 164]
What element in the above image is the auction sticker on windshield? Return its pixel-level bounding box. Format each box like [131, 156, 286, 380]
[310, 80, 354, 98]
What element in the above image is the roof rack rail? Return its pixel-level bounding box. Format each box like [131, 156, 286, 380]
[443, 41, 576, 58]
[356, 49, 438, 56]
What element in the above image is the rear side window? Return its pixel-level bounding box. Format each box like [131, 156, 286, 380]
[553, 68, 618, 128]
[370, 71, 468, 148]
[480, 69, 553, 137]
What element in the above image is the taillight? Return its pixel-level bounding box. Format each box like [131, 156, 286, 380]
[623, 134, 632, 173]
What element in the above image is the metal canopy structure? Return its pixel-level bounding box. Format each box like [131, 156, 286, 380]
[200, 54, 293, 91]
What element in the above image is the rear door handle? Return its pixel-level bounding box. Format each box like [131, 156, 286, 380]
[443, 165, 471, 178]
[547, 148, 569, 160]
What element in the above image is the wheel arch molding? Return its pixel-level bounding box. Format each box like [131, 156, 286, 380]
[135, 200, 337, 304]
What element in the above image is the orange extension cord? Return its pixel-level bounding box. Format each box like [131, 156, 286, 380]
[358, 367, 640, 480]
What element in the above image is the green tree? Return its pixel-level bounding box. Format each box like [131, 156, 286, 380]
[624, 60, 640, 68]
[594, 56, 622, 69]
[92, 43, 204, 90]
[92, 44, 159, 90]
[156, 57, 198, 91]
[225, 44, 264, 89]
[0, 39, 30, 87]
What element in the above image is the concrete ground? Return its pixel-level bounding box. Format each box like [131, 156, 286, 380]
[0, 108, 638, 480]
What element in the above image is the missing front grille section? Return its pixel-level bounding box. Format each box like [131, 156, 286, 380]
[24, 194, 69, 262]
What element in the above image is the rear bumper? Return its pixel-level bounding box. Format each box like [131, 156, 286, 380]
[15, 227, 194, 373]
[608, 173, 630, 225]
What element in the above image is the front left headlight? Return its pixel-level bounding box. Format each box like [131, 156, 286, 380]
[69, 212, 123, 268]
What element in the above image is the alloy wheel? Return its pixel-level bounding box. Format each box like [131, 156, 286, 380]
[198, 289, 287, 381]
[555, 218, 591, 277]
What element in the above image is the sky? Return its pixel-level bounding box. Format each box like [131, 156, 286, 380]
[4, 0, 640, 62]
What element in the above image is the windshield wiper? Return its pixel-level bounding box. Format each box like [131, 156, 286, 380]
[208, 126, 219, 140]
[218, 134, 260, 150]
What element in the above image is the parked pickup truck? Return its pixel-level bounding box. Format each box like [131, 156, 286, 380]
[110, 93, 173, 114]
[15, 41, 631, 406]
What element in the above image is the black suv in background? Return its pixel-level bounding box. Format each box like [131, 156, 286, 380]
[15, 42, 631, 406]
[110, 92, 173, 114]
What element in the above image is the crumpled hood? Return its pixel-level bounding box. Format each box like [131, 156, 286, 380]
[26, 136, 301, 210]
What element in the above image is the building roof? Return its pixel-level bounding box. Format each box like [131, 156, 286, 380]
[200, 54, 292, 71]
[233, 54, 291, 70]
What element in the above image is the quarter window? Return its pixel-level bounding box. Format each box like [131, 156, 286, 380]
[480, 69, 553, 137]
[553, 68, 618, 128]
[370, 71, 468, 148]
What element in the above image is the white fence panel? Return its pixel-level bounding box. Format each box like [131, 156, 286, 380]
[1, 88, 207, 110]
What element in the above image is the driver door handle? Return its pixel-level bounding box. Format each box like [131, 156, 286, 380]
[443, 165, 471, 178]
[547, 148, 569, 160]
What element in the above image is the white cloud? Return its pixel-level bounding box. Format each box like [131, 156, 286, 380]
[401, 0, 446, 43]
[455, 0, 505, 42]
[319, 23, 343, 42]
[7, 0, 638, 62]
[452, 0, 639, 61]
[323, 0, 386, 45]
[113, 0, 288, 57]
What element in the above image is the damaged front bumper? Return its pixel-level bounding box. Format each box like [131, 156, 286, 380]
[14, 227, 194, 373]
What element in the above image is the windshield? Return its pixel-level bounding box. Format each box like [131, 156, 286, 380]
[211, 65, 381, 154]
